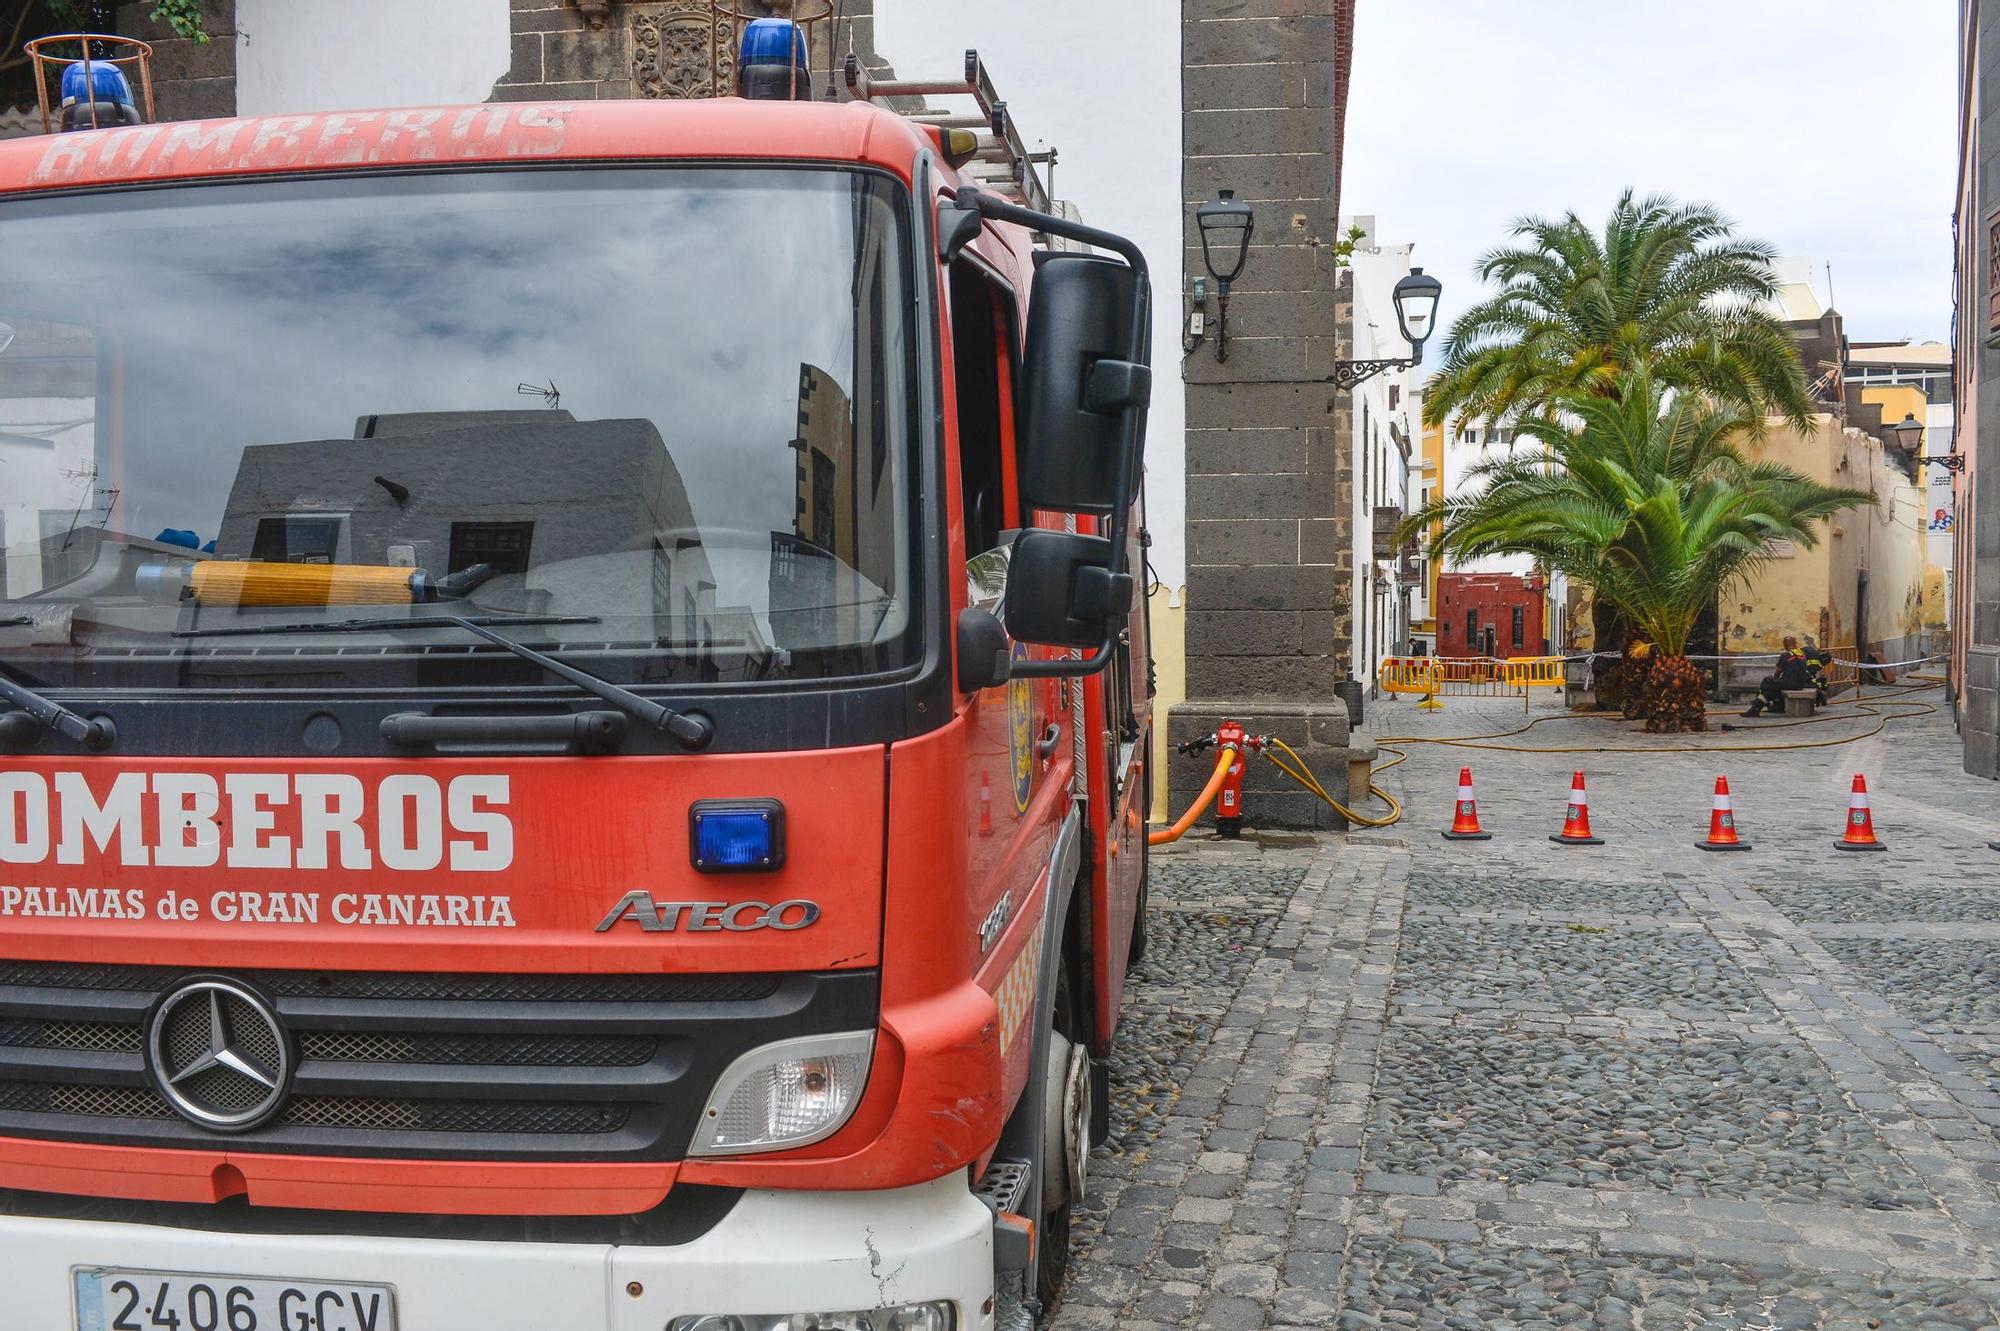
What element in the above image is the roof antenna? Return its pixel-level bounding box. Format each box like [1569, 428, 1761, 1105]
[1825, 260, 1836, 312]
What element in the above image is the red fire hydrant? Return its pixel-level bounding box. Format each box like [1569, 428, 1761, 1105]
[1215, 719, 1248, 838]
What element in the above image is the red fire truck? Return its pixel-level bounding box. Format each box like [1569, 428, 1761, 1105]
[0, 30, 1154, 1331]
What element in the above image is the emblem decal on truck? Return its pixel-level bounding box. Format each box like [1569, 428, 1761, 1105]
[146, 978, 293, 1132]
[594, 892, 820, 933]
[1008, 642, 1034, 813]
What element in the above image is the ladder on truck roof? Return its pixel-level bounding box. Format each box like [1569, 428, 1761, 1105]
[844, 49, 1056, 216]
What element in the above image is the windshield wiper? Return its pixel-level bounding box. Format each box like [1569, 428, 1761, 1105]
[0, 666, 115, 750]
[174, 613, 591, 639]
[174, 613, 714, 750]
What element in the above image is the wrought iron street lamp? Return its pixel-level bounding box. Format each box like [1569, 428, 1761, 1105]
[1328, 267, 1444, 391]
[1196, 189, 1254, 361]
[1889, 411, 1925, 453]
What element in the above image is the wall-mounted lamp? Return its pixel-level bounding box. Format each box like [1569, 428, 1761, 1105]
[1328, 267, 1444, 391]
[1195, 189, 1254, 361]
[1888, 411, 1925, 453]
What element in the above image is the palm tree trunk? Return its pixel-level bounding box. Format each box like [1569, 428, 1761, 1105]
[1644, 654, 1708, 733]
[1590, 601, 1630, 712]
[1621, 631, 1650, 721]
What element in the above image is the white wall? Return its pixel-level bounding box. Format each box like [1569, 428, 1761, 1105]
[235, 0, 511, 117]
[875, 1, 1186, 594]
[1437, 409, 1536, 578]
[1346, 241, 1419, 684]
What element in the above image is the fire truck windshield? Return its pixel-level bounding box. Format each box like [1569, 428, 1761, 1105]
[0, 167, 918, 692]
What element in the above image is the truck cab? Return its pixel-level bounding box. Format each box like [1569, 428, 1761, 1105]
[0, 68, 1153, 1331]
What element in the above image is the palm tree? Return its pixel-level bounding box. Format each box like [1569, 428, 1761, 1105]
[1406, 376, 1869, 732]
[1420, 191, 1820, 712]
[1423, 190, 1818, 435]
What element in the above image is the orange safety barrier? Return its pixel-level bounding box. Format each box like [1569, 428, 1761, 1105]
[1379, 655, 1566, 713]
[1379, 656, 1441, 695]
[1501, 657, 1565, 691]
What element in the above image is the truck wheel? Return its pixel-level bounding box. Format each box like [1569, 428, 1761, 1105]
[1037, 963, 1089, 1308]
[1127, 839, 1150, 967]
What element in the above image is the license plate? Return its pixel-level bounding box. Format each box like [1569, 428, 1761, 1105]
[75, 1268, 398, 1331]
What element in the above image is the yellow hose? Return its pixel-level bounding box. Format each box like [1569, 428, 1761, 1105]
[1148, 746, 1235, 846]
[1378, 681, 1944, 755]
[1262, 736, 1404, 828]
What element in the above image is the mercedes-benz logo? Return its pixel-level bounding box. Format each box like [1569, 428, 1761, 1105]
[146, 978, 292, 1132]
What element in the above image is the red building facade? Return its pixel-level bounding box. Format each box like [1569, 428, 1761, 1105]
[1436, 572, 1547, 658]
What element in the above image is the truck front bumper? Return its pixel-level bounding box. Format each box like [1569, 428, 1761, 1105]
[3, 1175, 996, 1331]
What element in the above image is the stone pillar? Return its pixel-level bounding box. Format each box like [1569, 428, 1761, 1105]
[1967, 0, 2000, 779]
[1168, 0, 1363, 830]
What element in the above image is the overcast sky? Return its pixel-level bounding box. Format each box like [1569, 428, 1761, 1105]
[1342, 1, 1959, 363]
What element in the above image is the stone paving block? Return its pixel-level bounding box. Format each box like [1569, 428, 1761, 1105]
[1192, 1293, 1264, 1331]
[1400, 1217, 1480, 1243]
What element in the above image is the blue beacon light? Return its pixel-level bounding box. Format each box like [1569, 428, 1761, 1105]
[737, 18, 813, 102]
[689, 800, 787, 873]
[59, 60, 141, 131]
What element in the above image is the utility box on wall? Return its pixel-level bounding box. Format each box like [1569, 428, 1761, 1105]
[1437, 572, 1547, 659]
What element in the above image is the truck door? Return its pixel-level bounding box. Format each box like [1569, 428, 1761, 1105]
[950, 256, 1062, 1061]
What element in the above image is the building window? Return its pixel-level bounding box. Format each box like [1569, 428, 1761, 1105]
[1987, 207, 2000, 336]
[1511, 605, 1525, 651]
[1464, 608, 1478, 652]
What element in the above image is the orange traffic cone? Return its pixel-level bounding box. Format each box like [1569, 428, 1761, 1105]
[1550, 770, 1603, 846]
[1835, 772, 1886, 852]
[1442, 766, 1492, 841]
[1696, 775, 1751, 852]
[978, 771, 995, 838]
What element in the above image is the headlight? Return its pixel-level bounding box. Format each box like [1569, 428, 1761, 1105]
[667, 1305, 951, 1331]
[688, 1030, 873, 1155]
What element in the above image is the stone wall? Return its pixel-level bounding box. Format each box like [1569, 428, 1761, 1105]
[115, 0, 235, 121]
[494, 0, 888, 103]
[111, 1, 895, 119]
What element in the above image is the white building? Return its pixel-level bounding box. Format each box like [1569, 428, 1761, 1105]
[1343, 220, 1422, 686]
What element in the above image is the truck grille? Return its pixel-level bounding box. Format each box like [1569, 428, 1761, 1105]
[0, 1082, 630, 1135]
[0, 961, 876, 1164]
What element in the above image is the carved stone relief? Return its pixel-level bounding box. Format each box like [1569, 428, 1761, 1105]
[632, 4, 735, 100]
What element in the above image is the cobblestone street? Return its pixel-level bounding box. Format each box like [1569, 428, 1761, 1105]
[1058, 683, 2000, 1330]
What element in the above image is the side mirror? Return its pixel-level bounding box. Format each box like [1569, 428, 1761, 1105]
[1003, 529, 1133, 650]
[954, 187, 1151, 678]
[955, 607, 1013, 692]
[1019, 253, 1150, 514]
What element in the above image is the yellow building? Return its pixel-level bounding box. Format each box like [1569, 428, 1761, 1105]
[1147, 587, 1186, 822]
[1718, 410, 1941, 691]
[1413, 415, 1445, 647]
